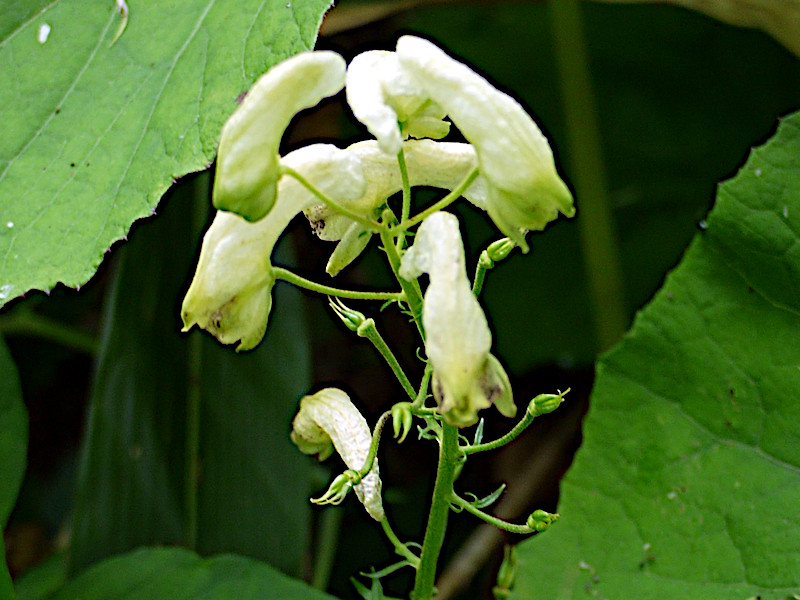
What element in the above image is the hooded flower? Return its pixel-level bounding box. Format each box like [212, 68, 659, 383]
[303, 139, 488, 275]
[182, 144, 365, 350]
[346, 50, 450, 156]
[214, 51, 347, 221]
[399, 212, 515, 426]
[291, 388, 385, 521]
[395, 35, 574, 251]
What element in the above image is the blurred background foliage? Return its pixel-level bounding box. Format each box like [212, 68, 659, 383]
[2, 1, 799, 599]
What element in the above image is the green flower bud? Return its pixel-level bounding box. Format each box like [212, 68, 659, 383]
[182, 144, 365, 350]
[329, 297, 368, 332]
[396, 35, 574, 251]
[291, 388, 385, 521]
[486, 238, 516, 263]
[400, 212, 513, 426]
[528, 388, 569, 418]
[214, 51, 346, 221]
[526, 509, 559, 532]
[391, 402, 414, 444]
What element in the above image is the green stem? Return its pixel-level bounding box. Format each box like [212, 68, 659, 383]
[281, 166, 380, 231]
[360, 411, 392, 479]
[272, 267, 403, 301]
[396, 149, 412, 252]
[378, 226, 425, 337]
[413, 362, 433, 409]
[392, 168, 479, 233]
[381, 518, 420, 567]
[472, 251, 493, 297]
[358, 322, 416, 400]
[412, 422, 461, 600]
[0, 309, 98, 354]
[463, 410, 536, 456]
[449, 492, 533, 535]
[547, 0, 627, 351]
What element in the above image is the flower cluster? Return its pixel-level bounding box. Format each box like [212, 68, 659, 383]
[182, 36, 574, 514]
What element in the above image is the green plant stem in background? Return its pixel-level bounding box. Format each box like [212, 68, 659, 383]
[184, 173, 210, 551]
[311, 507, 343, 590]
[412, 422, 461, 600]
[414, 362, 433, 408]
[184, 332, 201, 551]
[547, 0, 627, 351]
[0, 308, 98, 354]
[272, 267, 403, 302]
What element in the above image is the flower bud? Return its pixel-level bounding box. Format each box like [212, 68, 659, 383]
[486, 238, 516, 263]
[528, 388, 569, 418]
[526, 509, 559, 532]
[400, 212, 514, 426]
[290, 388, 385, 521]
[396, 35, 574, 251]
[214, 51, 346, 221]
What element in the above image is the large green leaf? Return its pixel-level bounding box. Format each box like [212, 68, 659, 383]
[51, 547, 336, 600]
[0, 336, 27, 597]
[70, 173, 315, 576]
[0, 0, 332, 308]
[513, 114, 800, 597]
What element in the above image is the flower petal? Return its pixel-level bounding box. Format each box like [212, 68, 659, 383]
[182, 144, 365, 350]
[396, 35, 574, 250]
[400, 212, 512, 426]
[214, 51, 346, 221]
[291, 388, 385, 521]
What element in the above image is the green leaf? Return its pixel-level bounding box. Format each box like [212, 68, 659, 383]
[0, 0, 332, 308]
[50, 547, 337, 600]
[0, 335, 28, 595]
[70, 173, 315, 576]
[513, 114, 800, 597]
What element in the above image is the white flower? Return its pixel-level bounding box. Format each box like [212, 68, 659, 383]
[214, 51, 346, 221]
[291, 388, 385, 521]
[182, 144, 365, 350]
[303, 139, 488, 275]
[346, 51, 449, 156]
[396, 35, 574, 251]
[399, 212, 515, 426]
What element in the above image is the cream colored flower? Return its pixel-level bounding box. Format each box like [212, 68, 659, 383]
[399, 212, 515, 426]
[291, 388, 385, 521]
[396, 35, 574, 251]
[182, 144, 365, 350]
[303, 139, 488, 275]
[346, 51, 449, 156]
[214, 51, 346, 221]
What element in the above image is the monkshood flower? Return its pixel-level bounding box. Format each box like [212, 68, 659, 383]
[291, 388, 385, 521]
[346, 50, 450, 156]
[303, 139, 488, 275]
[181, 144, 365, 350]
[395, 35, 575, 251]
[214, 51, 346, 222]
[399, 212, 515, 426]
